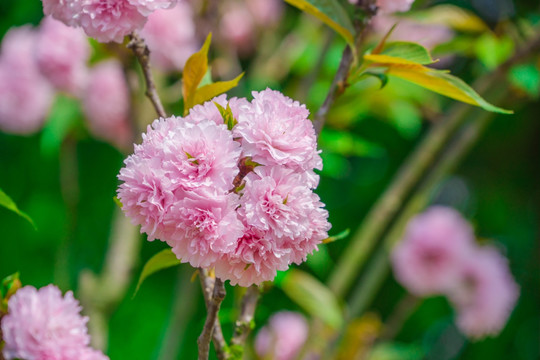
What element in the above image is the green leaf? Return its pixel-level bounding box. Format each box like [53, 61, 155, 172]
[362, 71, 389, 89]
[323, 228, 350, 244]
[1, 272, 21, 312]
[113, 196, 123, 209]
[192, 72, 244, 109]
[475, 33, 514, 70]
[182, 33, 212, 114]
[509, 64, 540, 98]
[214, 102, 237, 130]
[133, 249, 181, 297]
[284, 0, 355, 50]
[0, 188, 36, 229]
[280, 269, 343, 328]
[380, 41, 435, 65]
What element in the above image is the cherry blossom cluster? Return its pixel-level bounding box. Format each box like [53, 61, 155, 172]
[255, 311, 308, 360]
[1, 285, 108, 360]
[118, 89, 331, 286]
[42, 0, 177, 43]
[391, 206, 519, 339]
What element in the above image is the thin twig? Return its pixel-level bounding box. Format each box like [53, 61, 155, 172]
[198, 275, 226, 360]
[127, 32, 167, 119]
[312, 0, 378, 135]
[198, 269, 229, 360]
[230, 286, 260, 355]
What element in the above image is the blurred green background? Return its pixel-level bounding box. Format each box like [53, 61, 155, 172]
[0, 0, 538, 359]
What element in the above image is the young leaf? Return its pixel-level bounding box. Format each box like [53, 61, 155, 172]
[133, 249, 181, 297]
[280, 269, 343, 328]
[284, 0, 355, 50]
[214, 102, 237, 130]
[323, 228, 351, 244]
[192, 72, 244, 108]
[385, 66, 513, 114]
[0, 188, 36, 229]
[182, 33, 212, 114]
[380, 41, 435, 65]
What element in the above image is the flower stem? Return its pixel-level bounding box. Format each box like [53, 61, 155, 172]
[230, 286, 260, 356]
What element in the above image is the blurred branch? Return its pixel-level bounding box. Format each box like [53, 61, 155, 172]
[230, 286, 261, 355]
[127, 32, 167, 119]
[380, 294, 421, 340]
[79, 208, 141, 350]
[198, 273, 226, 360]
[313, 0, 378, 135]
[198, 269, 229, 360]
[327, 30, 540, 298]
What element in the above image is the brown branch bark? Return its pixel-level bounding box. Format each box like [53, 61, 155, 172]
[198, 273, 226, 360]
[230, 286, 260, 353]
[127, 31, 167, 119]
[198, 269, 229, 360]
[312, 0, 378, 135]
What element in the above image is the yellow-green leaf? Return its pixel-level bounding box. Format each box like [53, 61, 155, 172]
[281, 269, 343, 328]
[133, 249, 181, 297]
[214, 102, 237, 130]
[380, 42, 435, 65]
[414, 4, 489, 33]
[385, 65, 512, 114]
[191, 72, 244, 109]
[323, 228, 350, 244]
[364, 53, 428, 67]
[182, 33, 212, 114]
[284, 0, 355, 50]
[0, 188, 36, 229]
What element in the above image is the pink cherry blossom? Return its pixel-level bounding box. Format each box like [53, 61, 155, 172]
[118, 116, 242, 246]
[80, 348, 110, 360]
[239, 166, 330, 264]
[349, 0, 414, 13]
[391, 206, 476, 296]
[0, 27, 54, 135]
[164, 189, 244, 268]
[234, 89, 322, 187]
[246, 0, 283, 27]
[82, 60, 132, 149]
[255, 312, 309, 360]
[220, 4, 255, 54]
[450, 246, 519, 339]
[36, 17, 90, 95]
[1, 285, 91, 360]
[214, 226, 291, 286]
[140, 1, 197, 72]
[41, 0, 81, 27]
[128, 0, 177, 16]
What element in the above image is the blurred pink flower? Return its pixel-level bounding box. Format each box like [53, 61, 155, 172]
[234, 89, 322, 188]
[131, 0, 177, 15]
[83, 60, 132, 149]
[36, 17, 90, 95]
[372, 16, 453, 50]
[80, 348, 110, 360]
[0, 26, 54, 135]
[450, 246, 519, 339]
[220, 3, 255, 54]
[391, 206, 475, 296]
[1, 285, 94, 360]
[349, 0, 414, 13]
[255, 312, 309, 360]
[140, 1, 198, 72]
[246, 0, 283, 27]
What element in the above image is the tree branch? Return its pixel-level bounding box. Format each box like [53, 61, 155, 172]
[198, 269, 229, 360]
[127, 32, 167, 119]
[312, 0, 378, 135]
[198, 274, 226, 360]
[230, 286, 260, 355]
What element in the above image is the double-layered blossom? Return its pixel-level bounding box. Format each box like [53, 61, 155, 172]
[82, 60, 132, 149]
[36, 17, 90, 94]
[0, 27, 54, 135]
[41, 0, 177, 43]
[234, 89, 322, 187]
[255, 312, 309, 360]
[391, 206, 475, 295]
[450, 247, 519, 339]
[140, 1, 198, 71]
[1, 285, 108, 360]
[119, 90, 330, 286]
